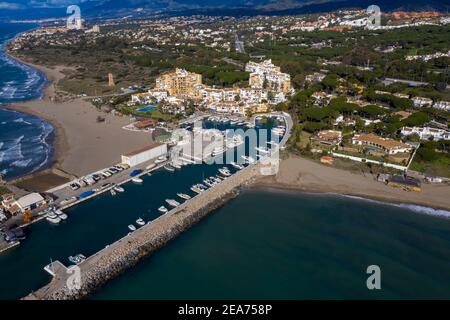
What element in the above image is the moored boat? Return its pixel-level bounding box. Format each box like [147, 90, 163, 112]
[136, 218, 145, 226]
[177, 193, 191, 200]
[132, 177, 143, 184]
[158, 206, 168, 213]
[164, 164, 175, 172]
[165, 199, 180, 207]
[114, 185, 125, 193]
[128, 224, 137, 231]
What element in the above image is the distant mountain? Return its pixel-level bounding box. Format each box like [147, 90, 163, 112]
[82, 0, 450, 18]
[0, 0, 448, 21]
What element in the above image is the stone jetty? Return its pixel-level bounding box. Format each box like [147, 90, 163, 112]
[24, 163, 263, 300]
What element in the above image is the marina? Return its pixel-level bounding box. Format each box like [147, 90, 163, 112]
[0, 112, 291, 300]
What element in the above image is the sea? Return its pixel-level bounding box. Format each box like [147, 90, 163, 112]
[0, 23, 53, 180]
[0, 24, 449, 301]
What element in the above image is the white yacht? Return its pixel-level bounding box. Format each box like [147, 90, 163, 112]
[114, 185, 125, 193]
[46, 212, 61, 224]
[177, 193, 191, 200]
[128, 224, 137, 231]
[136, 218, 145, 226]
[132, 177, 143, 184]
[158, 206, 168, 213]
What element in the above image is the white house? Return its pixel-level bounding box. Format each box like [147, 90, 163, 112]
[413, 97, 433, 108]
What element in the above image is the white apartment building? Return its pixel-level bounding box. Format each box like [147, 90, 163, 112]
[413, 97, 433, 108]
[401, 126, 450, 141]
[433, 101, 450, 112]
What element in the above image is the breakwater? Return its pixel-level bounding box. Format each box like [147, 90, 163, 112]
[24, 163, 263, 300]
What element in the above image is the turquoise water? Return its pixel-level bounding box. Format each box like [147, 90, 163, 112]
[91, 189, 450, 300]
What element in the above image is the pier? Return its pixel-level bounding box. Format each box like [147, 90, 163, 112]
[24, 162, 264, 300]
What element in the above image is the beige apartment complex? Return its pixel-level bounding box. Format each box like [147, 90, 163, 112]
[155, 68, 202, 96]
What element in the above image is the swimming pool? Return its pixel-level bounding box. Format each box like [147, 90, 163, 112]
[136, 105, 157, 112]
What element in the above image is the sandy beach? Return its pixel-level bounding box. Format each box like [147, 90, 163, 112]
[254, 155, 450, 211]
[5, 56, 152, 179]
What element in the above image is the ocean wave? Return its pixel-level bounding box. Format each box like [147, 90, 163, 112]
[12, 117, 32, 125]
[11, 158, 33, 168]
[340, 194, 450, 219]
[0, 134, 24, 163]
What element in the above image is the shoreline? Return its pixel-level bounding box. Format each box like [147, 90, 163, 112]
[250, 183, 450, 214]
[3, 48, 153, 183]
[252, 155, 450, 212]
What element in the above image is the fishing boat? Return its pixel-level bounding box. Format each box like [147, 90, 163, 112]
[136, 218, 145, 226]
[177, 193, 191, 200]
[110, 189, 117, 196]
[132, 177, 143, 184]
[165, 199, 180, 207]
[114, 186, 125, 193]
[158, 206, 168, 213]
[128, 224, 137, 231]
[164, 164, 175, 172]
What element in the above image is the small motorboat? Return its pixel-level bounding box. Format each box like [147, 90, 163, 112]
[165, 199, 180, 207]
[114, 186, 125, 193]
[46, 212, 61, 224]
[177, 193, 191, 200]
[128, 224, 137, 231]
[132, 177, 143, 184]
[218, 167, 231, 177]
[136, 218, 145, 226]
[164, 164, 175, 172]
[158, 206, 168, 213]
[147, 172, 152, 176]
[110, 189, 117, 196]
